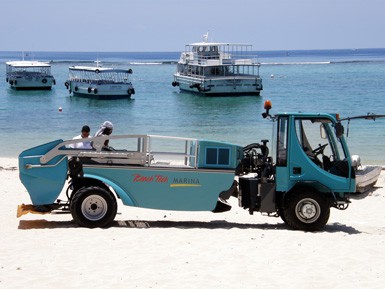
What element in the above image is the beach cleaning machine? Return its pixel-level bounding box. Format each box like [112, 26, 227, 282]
[18, 101, 358, 231]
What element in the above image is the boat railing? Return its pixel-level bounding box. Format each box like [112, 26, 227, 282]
[68, 77, 131, 85]
[7, 67, 52, 75]
[38, 134, 199, 168]
[181, 52, 259, 66]
[177, 61, 261, 78]
[68, 78, 130, 85]
[7, 71, 52, 77]
[68, 70, 132, 84]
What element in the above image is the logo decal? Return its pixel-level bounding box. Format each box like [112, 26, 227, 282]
[170, 177, 201, 188]
[132, 174, 168, 183]
[132, 174, 201, 188]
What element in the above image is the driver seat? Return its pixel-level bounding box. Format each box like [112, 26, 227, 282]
[322, 155, 332, 171]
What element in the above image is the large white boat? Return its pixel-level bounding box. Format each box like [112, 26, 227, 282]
[172, 33, 263, 96]
[65, 62, 135, 100]
[6, 61, 56, 90]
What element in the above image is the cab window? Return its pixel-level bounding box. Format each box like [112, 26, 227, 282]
[276, 116, 288, 166]
[294, 118, 348, 171]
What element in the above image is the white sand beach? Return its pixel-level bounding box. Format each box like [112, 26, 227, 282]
[1, 156, 385, 289]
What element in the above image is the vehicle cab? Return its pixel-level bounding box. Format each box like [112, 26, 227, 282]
[274, 112, 355, 196]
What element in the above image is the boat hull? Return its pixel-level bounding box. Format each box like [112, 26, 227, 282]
[68, 81, 135, 100]
[8, 76, 55, 90]
[355, 165, 382, 193]
[174, 75, 262, 96]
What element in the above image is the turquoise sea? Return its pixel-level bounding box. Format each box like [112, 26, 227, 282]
[1, 49, 385, 164]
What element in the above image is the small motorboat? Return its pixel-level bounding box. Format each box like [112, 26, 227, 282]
[65, 60, 135, 100]
[6, 60, 56, 90]
[352, 155, 382, 193]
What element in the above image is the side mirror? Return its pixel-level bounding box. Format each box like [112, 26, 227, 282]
[335, 122, 344, 138]
[320, 124, 327, 139]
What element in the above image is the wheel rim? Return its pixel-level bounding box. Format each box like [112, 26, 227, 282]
[81, 194, 108, 221]
[295, 198, 321, 223]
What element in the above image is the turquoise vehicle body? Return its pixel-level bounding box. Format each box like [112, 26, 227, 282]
[18, 106, 357, 231]
[19, 139, 68, 205]
[19, 135, 242, 212]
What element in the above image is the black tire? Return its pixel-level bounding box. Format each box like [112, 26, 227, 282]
[283, 190, 330, 231]
[70, 186, 117, 228]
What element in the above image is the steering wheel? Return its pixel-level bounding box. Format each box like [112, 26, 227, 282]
[312, 143, 328, 156]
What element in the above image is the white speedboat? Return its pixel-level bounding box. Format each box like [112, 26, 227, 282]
[352, 155, 382, 193]
[6, 61, 56, 90]
[65, 61, 135, 100]
[355, 165, 382, 193]
[172, 33, 263, 96]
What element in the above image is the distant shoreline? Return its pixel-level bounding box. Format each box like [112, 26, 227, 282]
[2, 48, 384, 65]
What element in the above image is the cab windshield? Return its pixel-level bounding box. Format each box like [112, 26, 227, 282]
[295, 118, 347, 171]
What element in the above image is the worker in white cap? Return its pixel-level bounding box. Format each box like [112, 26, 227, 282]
[94, 121, 114, 149]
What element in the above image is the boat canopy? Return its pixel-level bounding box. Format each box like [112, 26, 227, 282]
[69, 66, 132, 74]
[68, 66, 133, 83]
[6, 61, 51, 68]
[6, 61, 52, 76]
[187, 43, 254, 55]
[189, 42, 250, 47]
[179, 42, 259, 67]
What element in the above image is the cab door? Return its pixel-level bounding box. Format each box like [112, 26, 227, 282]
[276, 115, 355, 193]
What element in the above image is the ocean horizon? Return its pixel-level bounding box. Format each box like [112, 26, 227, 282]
[1, 48, 385, 165]
[2, 47, 385, 63]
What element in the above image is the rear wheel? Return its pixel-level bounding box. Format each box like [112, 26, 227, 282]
[70, 186, 117, 228]
[283, 190, 330, 231]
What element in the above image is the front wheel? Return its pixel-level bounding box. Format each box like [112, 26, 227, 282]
[283, 190, 330, 231]
[70, 186, 117, 228]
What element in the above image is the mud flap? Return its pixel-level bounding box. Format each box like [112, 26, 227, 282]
[219, 180, 239, 200]
[212, 198, 232, 213]
[212, 180, 238, 213]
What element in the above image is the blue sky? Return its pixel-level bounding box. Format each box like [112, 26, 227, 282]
[1, 0, 384, 52]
